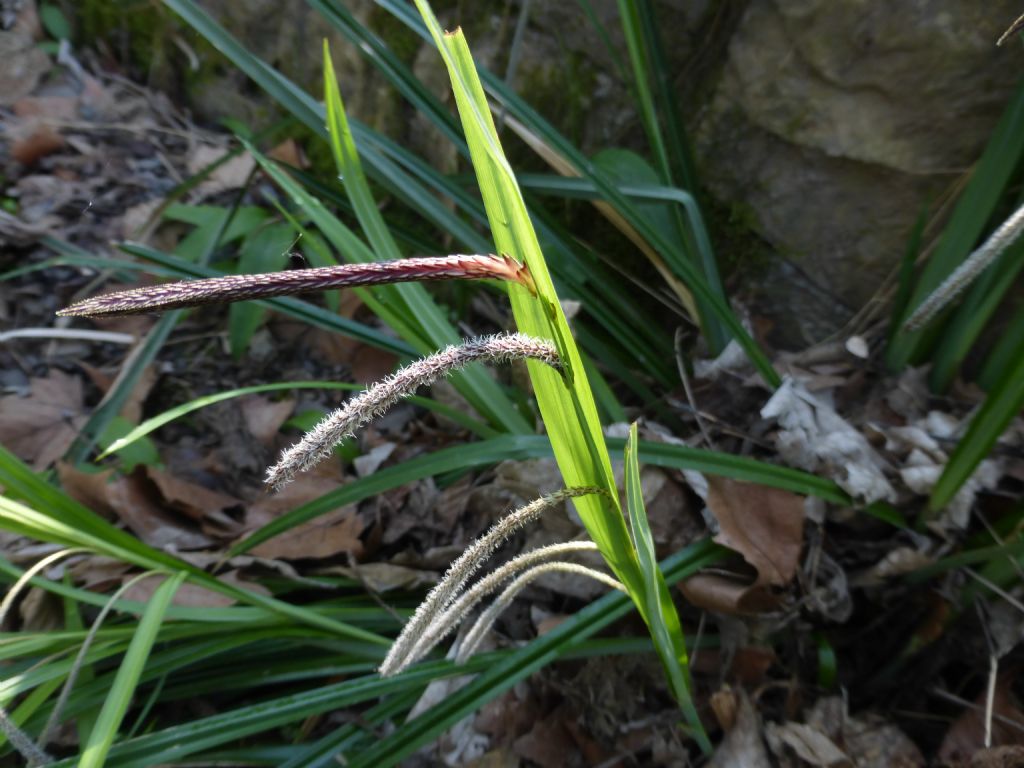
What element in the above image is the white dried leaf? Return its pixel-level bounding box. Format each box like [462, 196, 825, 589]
[761, 379, 896, 503]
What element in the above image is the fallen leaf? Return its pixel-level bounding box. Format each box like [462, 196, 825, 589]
[57, 463, 118, 522]
[105, 471, 213, 551]
[761, 378, 896, 504]
[513, 710, 579, 768]
[802, 696, 925, 768]
[0, 369, 86, 470]
[121, 570, 269, 608]
[10, 120, 64, 165]
[679, 572, 781, 615]
[240, 394, 295, 445]
[706, 476, 806, 587]
[18, 586, 62, 631]
[144, 466, 244, 538]
[353, 441, 396, 477]
[765, 721, 853, 767]
[709, 688, 772, 768]
[324, 561, 437, 593]
[245, 473, 364, 560]
[186, 143, 257, 199]
[969, 746, 1024, 767]
[267, 138, 307, 168]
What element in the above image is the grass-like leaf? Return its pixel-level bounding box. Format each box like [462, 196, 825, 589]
[0, 447, 387, 645]
[623, 423, 708, 750]
[77, 571, 186, 768]
[413, 4, 709, 750]
[887, 76, 1024, 370]
[930, 331, 1024, 510]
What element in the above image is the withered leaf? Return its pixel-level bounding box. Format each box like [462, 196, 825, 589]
[0, 369, 86, 470]
[706, 476, 806, 587]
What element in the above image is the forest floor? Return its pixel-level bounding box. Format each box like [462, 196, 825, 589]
[2, 21, 1024, 768]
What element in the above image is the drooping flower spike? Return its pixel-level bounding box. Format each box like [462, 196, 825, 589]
[904, 202, 1024, 331]
[379, 488, 604, 676]
[266, 333, 561, 489]
[58, 253, 534, 317]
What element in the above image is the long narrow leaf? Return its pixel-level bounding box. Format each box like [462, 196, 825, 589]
[623, 423, 708, 749]
[930, 332, 1024, 510]
[887, 76, 1024, 369]
[77, 571, 187, 768]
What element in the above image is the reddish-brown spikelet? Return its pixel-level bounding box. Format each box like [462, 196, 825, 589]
[57, 254, 534, 317]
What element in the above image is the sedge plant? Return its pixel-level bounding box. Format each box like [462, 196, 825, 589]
[55, 10, 711, 751]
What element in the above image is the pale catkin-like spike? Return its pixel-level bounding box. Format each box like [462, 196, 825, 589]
[388, 541, 602, 676]
[266, 333, 561, 489]
[456, 562, 625, 663]
[378, 488, 602, 677]
[904, 201, 1024, 331]
[57, 253, 534, 317]
[998, 12, 1024, 45]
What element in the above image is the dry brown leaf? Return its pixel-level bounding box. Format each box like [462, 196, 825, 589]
[144, 466, 241, 521]
[0, 369, 86, 470]
[18, 586, 63, 631]
[800, 697, 924, 768]
[707, 476, 805, 587]
[57, 463, 119, 521]
[144, 465, 244, 539]
[324, 561, 437, 593]
[105, 472, 213, 551]
[66, 555, 133, 593]
[765, 720, 853, 767]
[350, 344, 400, 386]
[679, 572, 782, 615]
[121, 570, 269, 608]
[251, 508, 364, 560]
[186, 143, 257, 199]
[709, 688, 773, 768]
[267, 138, 308, 168]
[10, 120, 64, 165]
[240, 394, 295, 444]
[513, 710, 580, 768]
[969, 746, 1024, 768]
[245, 473, 363, 560]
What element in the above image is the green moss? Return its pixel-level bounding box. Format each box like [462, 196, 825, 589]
[367, 5, 423, 65]
[702, 197, 774, 276]
[75, 0, 173, 84]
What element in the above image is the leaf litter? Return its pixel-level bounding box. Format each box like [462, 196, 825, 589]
[1, 16, 1023, 766]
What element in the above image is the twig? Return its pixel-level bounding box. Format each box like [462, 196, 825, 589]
[674, 327, 715, 449]
[0, 328, 136, 345]
[985, 654, 998, 748]
[997, 12, 1024, 45]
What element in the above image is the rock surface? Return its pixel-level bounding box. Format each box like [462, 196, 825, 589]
[71, 0, 1024, 345]
[695, 0, 1024, 342]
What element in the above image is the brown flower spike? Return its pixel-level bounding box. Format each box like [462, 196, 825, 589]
[58, 253, 534, 317]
